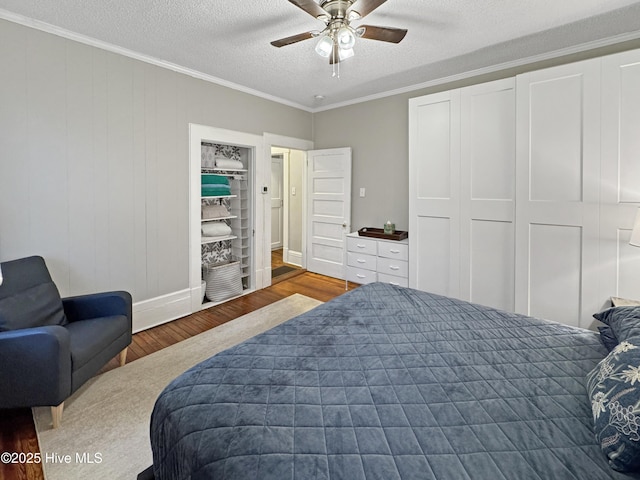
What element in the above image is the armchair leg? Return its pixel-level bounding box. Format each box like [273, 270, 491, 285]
[118, 347, 128, 367]
[51, 403, 64, 429]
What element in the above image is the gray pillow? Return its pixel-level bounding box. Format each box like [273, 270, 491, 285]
[0, 256, 67, 332]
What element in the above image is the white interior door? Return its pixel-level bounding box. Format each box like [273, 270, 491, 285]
[271, 155, 283, 250]
[306, 147, 352, 279]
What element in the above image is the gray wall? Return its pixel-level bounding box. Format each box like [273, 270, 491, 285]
[313, 38, 640, 233]
[288, 149, 304, 254]
[0, 19, 312, 301]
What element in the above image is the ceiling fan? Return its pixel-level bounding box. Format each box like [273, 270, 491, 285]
[271, 0, 408, 66]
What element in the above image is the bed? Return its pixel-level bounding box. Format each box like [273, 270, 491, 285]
[147, 282, 640, 479]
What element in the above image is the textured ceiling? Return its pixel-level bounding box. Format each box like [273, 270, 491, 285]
[1, 0, 640, 111]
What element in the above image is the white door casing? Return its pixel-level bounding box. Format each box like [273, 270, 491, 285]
[262, 133, 314, 285]
[306, 147, 352, 279]
[271, 154, 284, 250]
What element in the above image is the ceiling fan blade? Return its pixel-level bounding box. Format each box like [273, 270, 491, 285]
[271, 31, 316, 48]
[287, 0, 327, 18]
[347, 0, 388, 19]
[358, 25, 407, 43]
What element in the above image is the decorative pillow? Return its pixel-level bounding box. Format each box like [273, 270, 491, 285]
[0, 256, 67, 332]
[595, 306, 640, 344]
[587, 341, 640, 472]
[612, 297, 640, 307]
[598, 326, 619, 352]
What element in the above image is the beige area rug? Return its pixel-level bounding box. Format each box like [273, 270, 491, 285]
[33, 293, 322, 480]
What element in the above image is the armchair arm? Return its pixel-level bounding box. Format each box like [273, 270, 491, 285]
[62, 291, 132, 323]
[0, 326, 72, 408]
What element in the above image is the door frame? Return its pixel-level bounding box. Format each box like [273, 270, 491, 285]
[189, 124, 264, 312]
[263, 133, 314, 286]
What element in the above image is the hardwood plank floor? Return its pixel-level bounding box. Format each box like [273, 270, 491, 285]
[0, 272, 355, 480]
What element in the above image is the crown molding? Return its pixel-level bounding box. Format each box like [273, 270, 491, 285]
[2, 8, 640, 114]
[0, 9, 314, 113]
[310, 29, 640, 112]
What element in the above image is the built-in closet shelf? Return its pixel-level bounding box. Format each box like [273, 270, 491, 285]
[202, 168, 248, 174]
[201, 235, 237, 245]
[201, 216, 237, 222]
[202, 195, 237, 200]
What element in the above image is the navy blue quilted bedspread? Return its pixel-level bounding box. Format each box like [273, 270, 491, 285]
[149, 283, 640, 479]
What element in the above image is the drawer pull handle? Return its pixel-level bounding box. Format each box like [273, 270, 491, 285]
[390, 266, 400, 270]
[357, 259, 366, 263]
[357, 244, 366, 248]
[389, 249, 400, 254]
[357, 274, 366, 278]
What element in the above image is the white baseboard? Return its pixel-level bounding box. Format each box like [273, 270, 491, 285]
[286, 250, 303, 267]
[133, 288, 192, 333]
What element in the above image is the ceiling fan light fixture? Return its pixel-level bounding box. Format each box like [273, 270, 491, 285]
[347, 10, 361, 21]
[315, 35, 333, 58]
[337, 26, 356, 50]
[338, 47, 354, 61]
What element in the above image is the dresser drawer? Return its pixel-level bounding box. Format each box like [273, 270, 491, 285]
[378, 272, 409, 288]
[347, 252, 377, 271]
[347, 267, 377, 285]
[376, 257, 408, 278]
[347, 236, 377, 256]
[378, 241, 409, 261]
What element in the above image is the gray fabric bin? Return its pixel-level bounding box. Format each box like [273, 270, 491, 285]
[203, 261, 242, 303]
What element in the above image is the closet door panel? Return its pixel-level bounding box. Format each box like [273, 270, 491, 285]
[415, 216, 450, 296]
[528, 224, 582, 326]
[515, 59, 600, 328]
[619, 60, 640, 204]
[600, 49, 640, 302]
[409, 91, 460, 296]
[415, 100, 452, 199]
[460, 78, 516, 308]
[470, 219, 514, 312]
[529, 76, 583, 202]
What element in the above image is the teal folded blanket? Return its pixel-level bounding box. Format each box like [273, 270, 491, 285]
[201, 174, 229, 185]
[201, 185, 231, 197]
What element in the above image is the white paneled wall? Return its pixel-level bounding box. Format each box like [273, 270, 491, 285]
[409, 48, 640, 329]
[0, 19, 312, 330]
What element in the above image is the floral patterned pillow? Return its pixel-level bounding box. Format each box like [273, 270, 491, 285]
[586, 341, 640, 472]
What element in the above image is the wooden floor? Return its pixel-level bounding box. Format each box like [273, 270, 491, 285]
[271, 248, 304, 284]
[0, 272, 354, 480]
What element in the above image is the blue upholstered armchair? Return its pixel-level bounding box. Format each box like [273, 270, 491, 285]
[0, 256, 132, 428]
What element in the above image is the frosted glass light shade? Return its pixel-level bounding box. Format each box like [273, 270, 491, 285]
[337, 26, 355, 50]
[315, 35, 333, 58]
[631, 208, 640, 247]
[339, 47, 354, 61]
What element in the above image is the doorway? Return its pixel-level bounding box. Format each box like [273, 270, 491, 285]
[271, 146, 305, 282]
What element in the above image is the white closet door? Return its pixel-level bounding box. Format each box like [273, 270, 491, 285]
[459, 78, 516, 311]
[600, 49, 640, 302]
[409, 91, 461, 296]
[514, 59, 601, 328]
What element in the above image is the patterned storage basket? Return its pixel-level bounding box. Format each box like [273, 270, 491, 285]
[203, 260, 242, 303]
